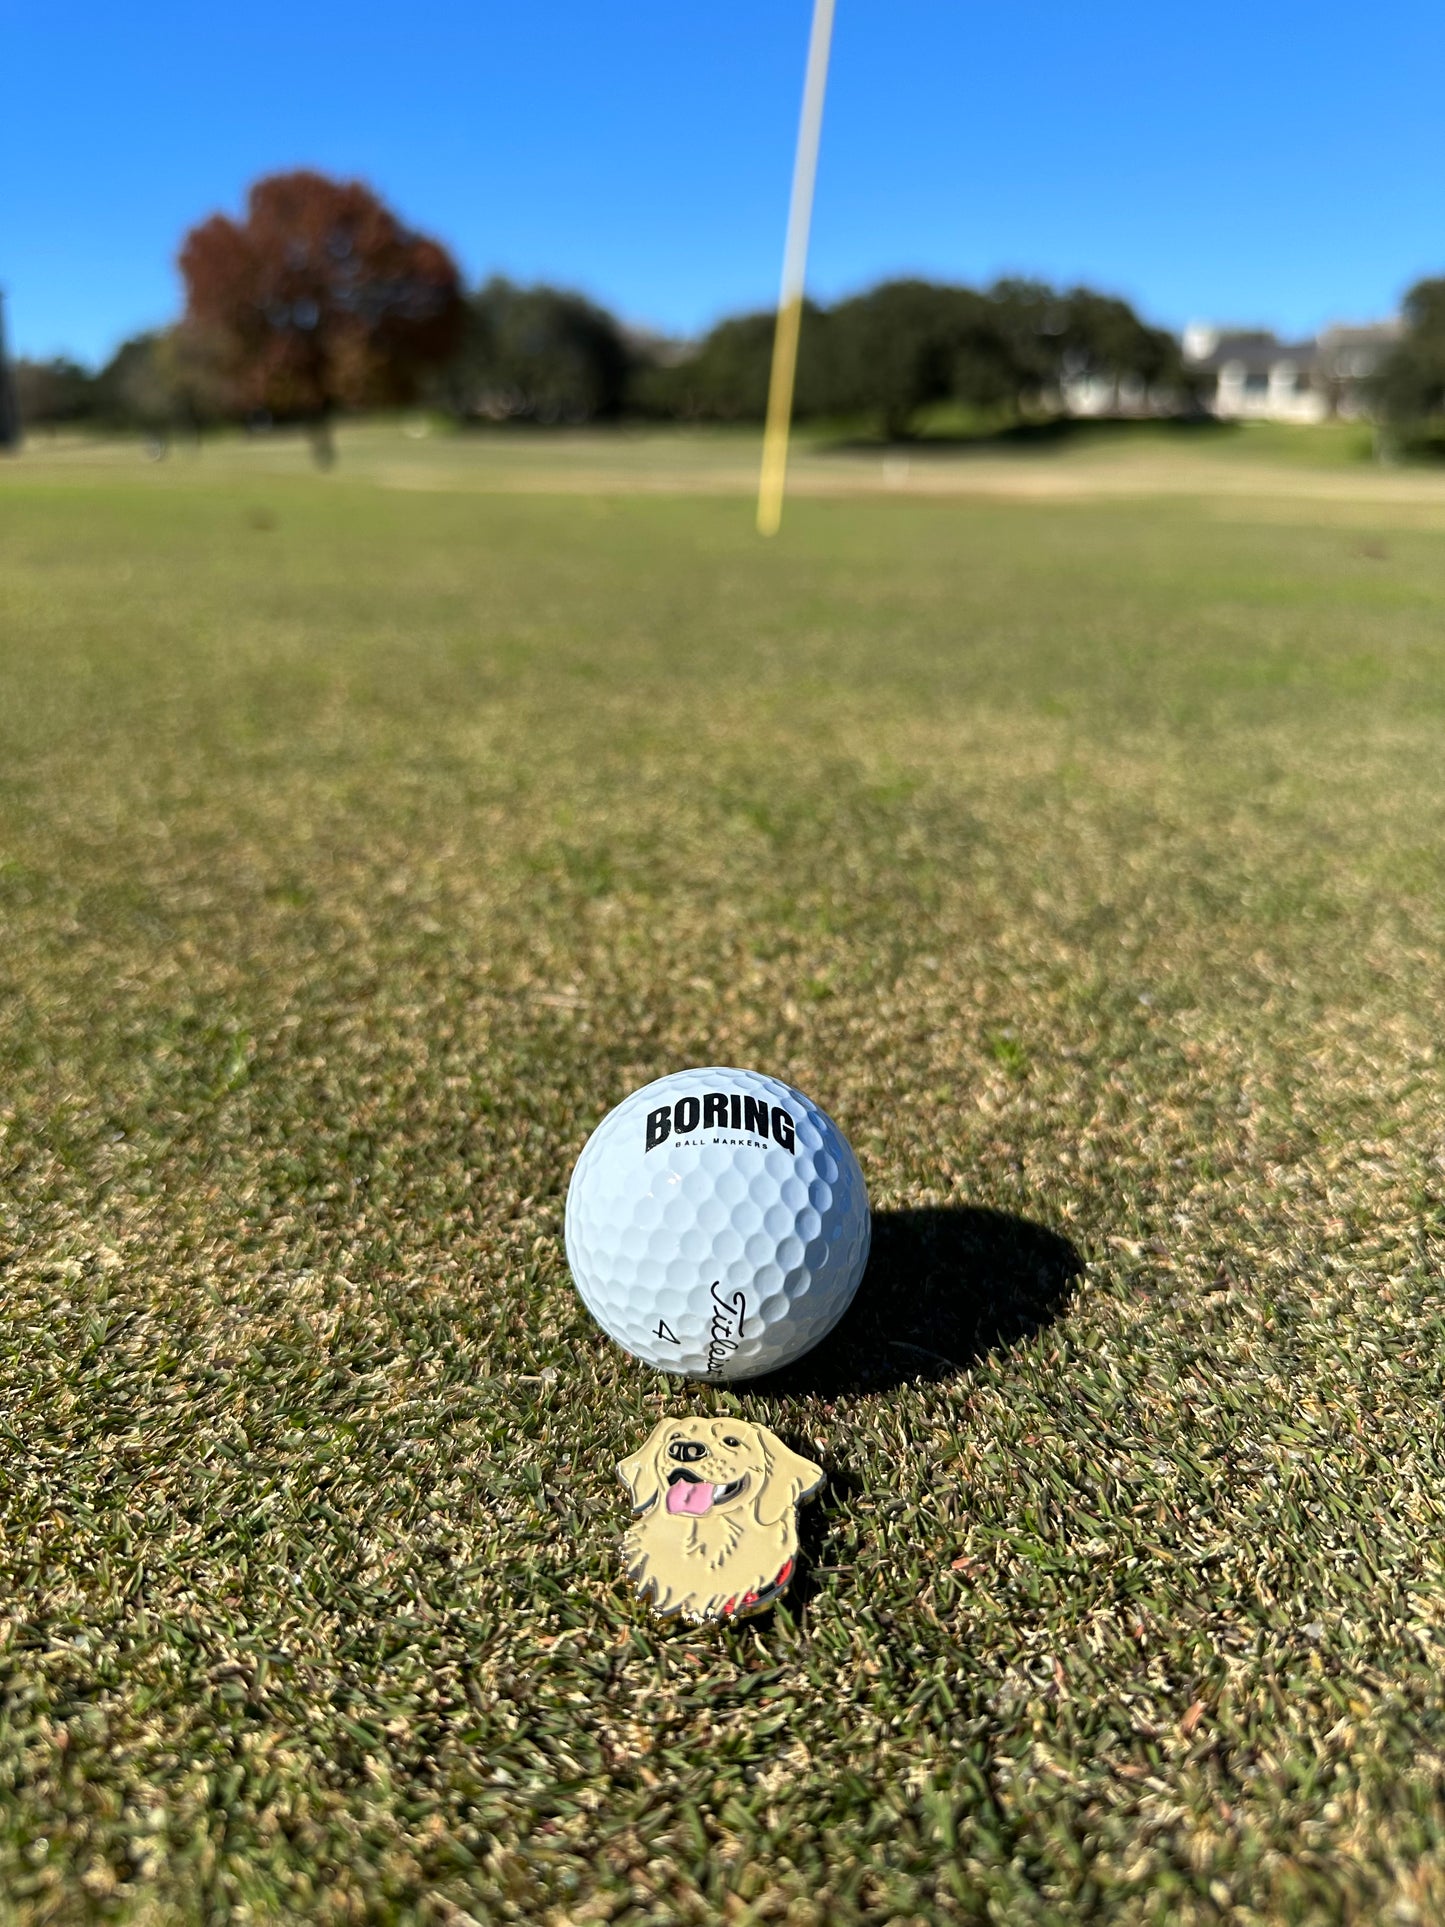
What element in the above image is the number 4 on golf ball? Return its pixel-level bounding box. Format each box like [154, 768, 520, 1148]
[565, 1067, 870, 1380]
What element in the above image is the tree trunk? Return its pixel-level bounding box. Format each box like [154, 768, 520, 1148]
[309, 411, 335, 469]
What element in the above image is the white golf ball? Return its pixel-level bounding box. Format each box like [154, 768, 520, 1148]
[565, 1066, 870, 1380]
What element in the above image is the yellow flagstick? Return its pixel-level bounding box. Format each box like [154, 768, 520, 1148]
[757, 0, 836, 536]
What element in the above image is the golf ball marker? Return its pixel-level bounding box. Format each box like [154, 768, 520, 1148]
[617, 1416, 825, 1622]
[566, 1067, 870, 1381]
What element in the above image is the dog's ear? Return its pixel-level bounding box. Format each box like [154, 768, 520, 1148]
[752, 1426, 825, 1529]
[617, 1420, 674, 1514]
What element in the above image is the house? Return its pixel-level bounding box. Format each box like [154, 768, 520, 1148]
[1181, 321, 1398, 423]
[1313, 323, 1402, 420]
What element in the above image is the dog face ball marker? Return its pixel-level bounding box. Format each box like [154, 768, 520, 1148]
[617, 1417, 824, 1622]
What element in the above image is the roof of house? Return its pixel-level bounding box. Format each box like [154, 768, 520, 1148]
[1183, 329, 1315, 375]
[1314, 322, 1400, 379]
[1183, 320, 1399, 380]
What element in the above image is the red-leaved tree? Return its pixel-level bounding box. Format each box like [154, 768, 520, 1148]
[179, 170, 464, 462]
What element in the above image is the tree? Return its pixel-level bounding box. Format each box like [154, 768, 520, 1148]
[86, 329, 230, 447]
[179, 170, 464, 463]
[641, 304, 834, 423]
[438, 278, 631, 424]
[829, 281, 1018, 437]
[1376, 278, 1445, 428]
[1056, 288, 1180, 401]
[93, 333, 174, 432]
[635, 278, 1179, 435]
[985, 279, 1070, 406]
[985, 280, 1181, 414]
[162, 322, 235, 434]
[951, 285, 1038, 415]
[0, 294, 22, 449]
[12, 357, 96, 430]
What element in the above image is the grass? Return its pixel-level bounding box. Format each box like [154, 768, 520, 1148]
[881, 409, 1382, 468]
[12, 413, 1423, 501]
[1, 427, 1443, 1924]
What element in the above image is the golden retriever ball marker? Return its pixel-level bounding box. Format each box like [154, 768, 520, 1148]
[618, 1417, 824, 1622]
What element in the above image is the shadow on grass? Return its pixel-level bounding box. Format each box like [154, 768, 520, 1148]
[756, 1206, 1082, 1625]
[761, 1205, 1083, 1399]
[817, 415, 1236, 456]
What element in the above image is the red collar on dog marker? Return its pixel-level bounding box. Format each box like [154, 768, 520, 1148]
[616, 1419, 824, 1623]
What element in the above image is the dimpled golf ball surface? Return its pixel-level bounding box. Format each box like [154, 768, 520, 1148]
[565, 1068, 870, 1380]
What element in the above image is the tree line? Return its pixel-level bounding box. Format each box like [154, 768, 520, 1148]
[13, 169, 1445, 451]
[11, 170, 1185, 455]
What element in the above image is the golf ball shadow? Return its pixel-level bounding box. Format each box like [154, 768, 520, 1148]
[748, 1204, 1083, 1395]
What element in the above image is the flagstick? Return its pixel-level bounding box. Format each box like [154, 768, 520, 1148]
[757, 0, 836, 537]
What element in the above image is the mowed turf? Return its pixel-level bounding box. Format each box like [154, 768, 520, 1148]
[1, 436, 1443, 1925]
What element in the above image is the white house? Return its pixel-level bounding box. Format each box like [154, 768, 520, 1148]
[1182, 321, 1398, 423]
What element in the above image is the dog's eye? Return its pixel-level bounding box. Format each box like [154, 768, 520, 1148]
[722, 1435, 741, 1448]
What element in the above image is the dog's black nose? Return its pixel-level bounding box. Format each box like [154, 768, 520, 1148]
[668, 1440, 708, 1463]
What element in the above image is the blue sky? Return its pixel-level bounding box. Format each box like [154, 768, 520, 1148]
[6, 0, 1443, 365]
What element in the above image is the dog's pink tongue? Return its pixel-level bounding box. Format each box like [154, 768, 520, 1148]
[667, 1479, 714, 1516]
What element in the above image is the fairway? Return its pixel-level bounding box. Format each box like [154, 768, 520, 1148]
[2, 433, 1443, 1923]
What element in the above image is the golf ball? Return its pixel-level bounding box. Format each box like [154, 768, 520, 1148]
[565, 1066, 870, 1380]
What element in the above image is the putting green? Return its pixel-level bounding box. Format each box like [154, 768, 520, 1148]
[1, 427, 1442, 1922]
